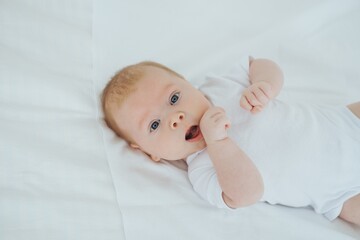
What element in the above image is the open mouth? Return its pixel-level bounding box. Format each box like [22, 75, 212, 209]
[185, 125, 202, 142]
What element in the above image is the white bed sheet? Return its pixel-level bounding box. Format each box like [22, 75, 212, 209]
[0, 1, 124, 240]
[1, 0, 359, 239]
[94, 0, 360, 239]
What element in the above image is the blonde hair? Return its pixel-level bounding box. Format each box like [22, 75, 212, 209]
[101, 61, 184, 142]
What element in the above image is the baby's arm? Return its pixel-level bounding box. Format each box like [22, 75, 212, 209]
[240, 57, 284, 113]
[200, 107, 264, 208]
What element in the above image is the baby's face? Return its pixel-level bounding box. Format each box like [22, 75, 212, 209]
[115, 66, 211, 161]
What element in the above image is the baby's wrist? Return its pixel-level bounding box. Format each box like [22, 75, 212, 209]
[205, 136, 229, 146]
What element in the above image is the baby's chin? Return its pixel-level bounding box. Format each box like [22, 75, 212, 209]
[160, 132, 207, 161]
[184, 141, 207, 159]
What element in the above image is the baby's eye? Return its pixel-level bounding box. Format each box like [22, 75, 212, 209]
[150, 119, 160, 132]
[169, 91, 180, 105]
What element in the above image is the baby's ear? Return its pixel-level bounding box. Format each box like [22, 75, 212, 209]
[150, 155, 161, 162]
[130, 143, 140, 149]
[130, 143, 161, 162]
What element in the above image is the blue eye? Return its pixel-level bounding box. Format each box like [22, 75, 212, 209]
[150, 119, 160, 132]
[170, 92, 180, 105]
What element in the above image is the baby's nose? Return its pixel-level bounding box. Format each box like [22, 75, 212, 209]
[170, 112, 185, 129]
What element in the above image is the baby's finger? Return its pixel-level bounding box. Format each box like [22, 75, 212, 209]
[210, 111, 223, 120]
[252, 87, 269, 105]
[214, 112, 229, 123]
[202, 106, 223, 120]
[217, 115, 231, 129]
[225, 117, 231, 129]
[240, 95, 252, 111]
[258, 83, 272, 98]
[245, 91, 262, 107]
[251, 105, 263, 114]
[209, 107, 227, 120]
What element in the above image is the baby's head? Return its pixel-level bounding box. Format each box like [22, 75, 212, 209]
[102, 61, 211, 161]
[102, 61, 180, 142]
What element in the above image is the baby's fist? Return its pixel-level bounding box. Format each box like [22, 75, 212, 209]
[240, 81, 273, 114]
[199, 106, 231, 145]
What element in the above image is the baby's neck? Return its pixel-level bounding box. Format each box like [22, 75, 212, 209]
[168, 159, 188, 171]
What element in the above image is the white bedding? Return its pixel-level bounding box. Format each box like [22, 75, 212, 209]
[1, 0, 360, 239]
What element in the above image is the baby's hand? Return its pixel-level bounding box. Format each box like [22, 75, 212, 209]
[240, 81, 273, 114]
[199, 106, 231, 145]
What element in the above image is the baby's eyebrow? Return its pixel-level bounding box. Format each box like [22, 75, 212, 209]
[163, 83, 175, 95]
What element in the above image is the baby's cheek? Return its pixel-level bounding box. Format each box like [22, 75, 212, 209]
[155, 135, 182, 160]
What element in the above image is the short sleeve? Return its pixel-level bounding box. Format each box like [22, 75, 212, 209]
[186, 150, 234, 210]
[220, 55, 251, 87]
[198, 56, 251, 103]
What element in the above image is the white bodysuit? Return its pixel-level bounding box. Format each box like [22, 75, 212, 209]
[186, 57, 360, 220]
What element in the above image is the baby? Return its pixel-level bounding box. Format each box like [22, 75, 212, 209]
[102, 57, 360, 225]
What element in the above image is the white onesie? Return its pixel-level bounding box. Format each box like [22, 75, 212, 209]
[186, 57, 360, 220]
